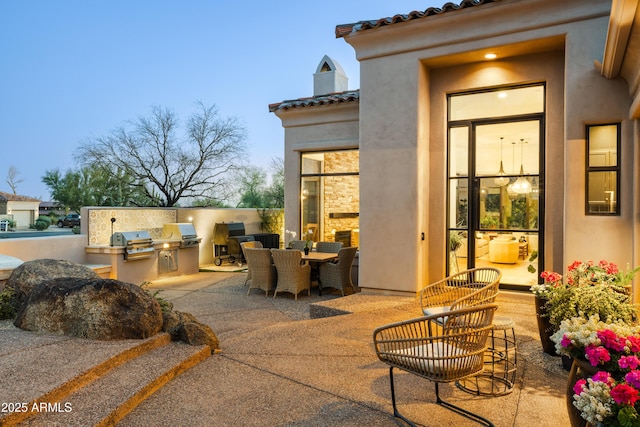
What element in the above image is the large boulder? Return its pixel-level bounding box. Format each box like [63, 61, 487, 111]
[162, 310, 220, 352]
[14, 277, 163, 340]
[6, 259, 99, 309]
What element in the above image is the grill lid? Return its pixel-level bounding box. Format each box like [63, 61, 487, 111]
[110, 231, 154, 260]
[111, 231, 153, 247]
[213, 222, 246, 245]
[162, 223, 197, 240]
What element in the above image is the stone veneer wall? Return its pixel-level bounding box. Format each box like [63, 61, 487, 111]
[322, 151, 359, 243]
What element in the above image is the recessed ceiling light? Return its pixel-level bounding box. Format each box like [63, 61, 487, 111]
[484, 53, 497, 60]
[497, 92, 507, 99]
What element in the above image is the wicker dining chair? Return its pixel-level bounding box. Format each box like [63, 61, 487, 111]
[318, 246, 357, 296]
[373, 303, 498, 427]
[270, 249, 311, 301]
[289, 240, 307, 251]
[244, 248, 276, 296]
[241, 241, 263, 285]
[315, 241, 343, 253]
[419, 267, 501, 318]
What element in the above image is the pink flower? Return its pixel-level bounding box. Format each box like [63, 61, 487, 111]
[573, 378, 587, 395]
[561, 334, 572, 348]
[627, 336, 640, 353]
[592, 371, 613, 384]
[610, 383, 640, 405]
[626, 371, 640, 389]
[598, 329, 626, 352]
[619, 356, 640, 370]
[585, 344, 611, 366]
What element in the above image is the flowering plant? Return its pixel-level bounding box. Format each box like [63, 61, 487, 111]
[530, 270, 563, 298]
[557, 316, 640, 426]
[551, 316, 640, 368]
[304, 229, 313, 249]
[532, 260, 638, 331]
[573, 371, 640, 427]
[566, 260, 622, 286]
[285, 230, 296, 248]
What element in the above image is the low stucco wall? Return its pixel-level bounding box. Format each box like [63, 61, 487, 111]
[0, 208, 279, 271]
[0, 234, 88, 264]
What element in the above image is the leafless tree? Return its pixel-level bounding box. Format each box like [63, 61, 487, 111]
[75, 102, 247, 207]
[6, 166, 23, 194]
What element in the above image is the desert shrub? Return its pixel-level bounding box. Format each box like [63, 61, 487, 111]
[33, 219, 49, 230]
[38, 216, 52, 227]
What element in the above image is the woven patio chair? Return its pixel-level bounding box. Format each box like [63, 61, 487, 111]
[419, 267, 501, 319]
[318, 246, 357, 296]
[373, 303, 498, 427]
[289, 240, 307, 251]
[271, 249, 311, 301]
[315, 241, 343, 253]
[244, 248, 276, 296]
[241, 241, 263, 285]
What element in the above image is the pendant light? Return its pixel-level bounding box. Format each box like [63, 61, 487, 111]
[507, 141, 516, 198]
[511, 139, 532, 195]
[494, 137, 509, 187]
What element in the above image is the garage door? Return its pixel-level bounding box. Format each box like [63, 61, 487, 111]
[12, 211, 33, 229]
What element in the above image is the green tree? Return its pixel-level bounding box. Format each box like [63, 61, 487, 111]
[42, 165, 152, 212]
[75, 102, 247, 207]
[264, 157, 284, 208]
[236, 166, 267, 208]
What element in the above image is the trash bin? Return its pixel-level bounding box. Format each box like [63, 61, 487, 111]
[0, 220, 8, 232]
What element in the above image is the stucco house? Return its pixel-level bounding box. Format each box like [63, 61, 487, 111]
[270, 0, 640, 297]
[0, 191, 40, 229]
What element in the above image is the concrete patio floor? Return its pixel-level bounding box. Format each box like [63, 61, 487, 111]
[118, 271, 571, 427]
[1, 271, 572, 426]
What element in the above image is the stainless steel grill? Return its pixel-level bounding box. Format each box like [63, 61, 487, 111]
[111, 231, 155, 260]
[162, 223, 201, 248]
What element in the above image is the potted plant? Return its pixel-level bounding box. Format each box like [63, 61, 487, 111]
[285, 230, 297, 249]
[532, 260, 639, 357]
[552, 315, 640, 427]
[303, 229, 313, 255]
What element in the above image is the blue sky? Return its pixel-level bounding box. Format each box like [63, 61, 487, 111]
[0, 1, 441, 200]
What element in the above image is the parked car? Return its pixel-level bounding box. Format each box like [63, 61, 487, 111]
[57, 214, 81, 228]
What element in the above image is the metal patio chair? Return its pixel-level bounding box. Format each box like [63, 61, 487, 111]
[373, 304, 498, 427]
[419, 267, 501, 319]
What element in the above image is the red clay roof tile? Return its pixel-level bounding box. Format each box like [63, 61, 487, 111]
[335, 0, 502, 38]
[269, 90, 360, 112]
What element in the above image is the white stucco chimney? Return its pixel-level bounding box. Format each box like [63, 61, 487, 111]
[313, 55, 348, 96]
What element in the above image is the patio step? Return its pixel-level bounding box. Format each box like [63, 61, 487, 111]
[2, 333, 211, 427]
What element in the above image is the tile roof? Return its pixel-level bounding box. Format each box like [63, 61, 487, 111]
[335, 0, 502, 38]
[268, 90, 360, 112]
[0, 191, 41, 202]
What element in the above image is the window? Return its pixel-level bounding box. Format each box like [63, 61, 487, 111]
[586, 124, 620, 215]
[300, 150, 359, 247]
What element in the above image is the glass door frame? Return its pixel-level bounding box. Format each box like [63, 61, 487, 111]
[447, 113, 546, 285]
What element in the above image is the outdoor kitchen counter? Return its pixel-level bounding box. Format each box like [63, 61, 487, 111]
[84, 241, 200, 284]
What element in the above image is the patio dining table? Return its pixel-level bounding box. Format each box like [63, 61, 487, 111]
[299, 251, 338, 295]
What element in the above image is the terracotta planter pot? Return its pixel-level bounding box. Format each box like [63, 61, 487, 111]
[534, 295, 558, 356]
